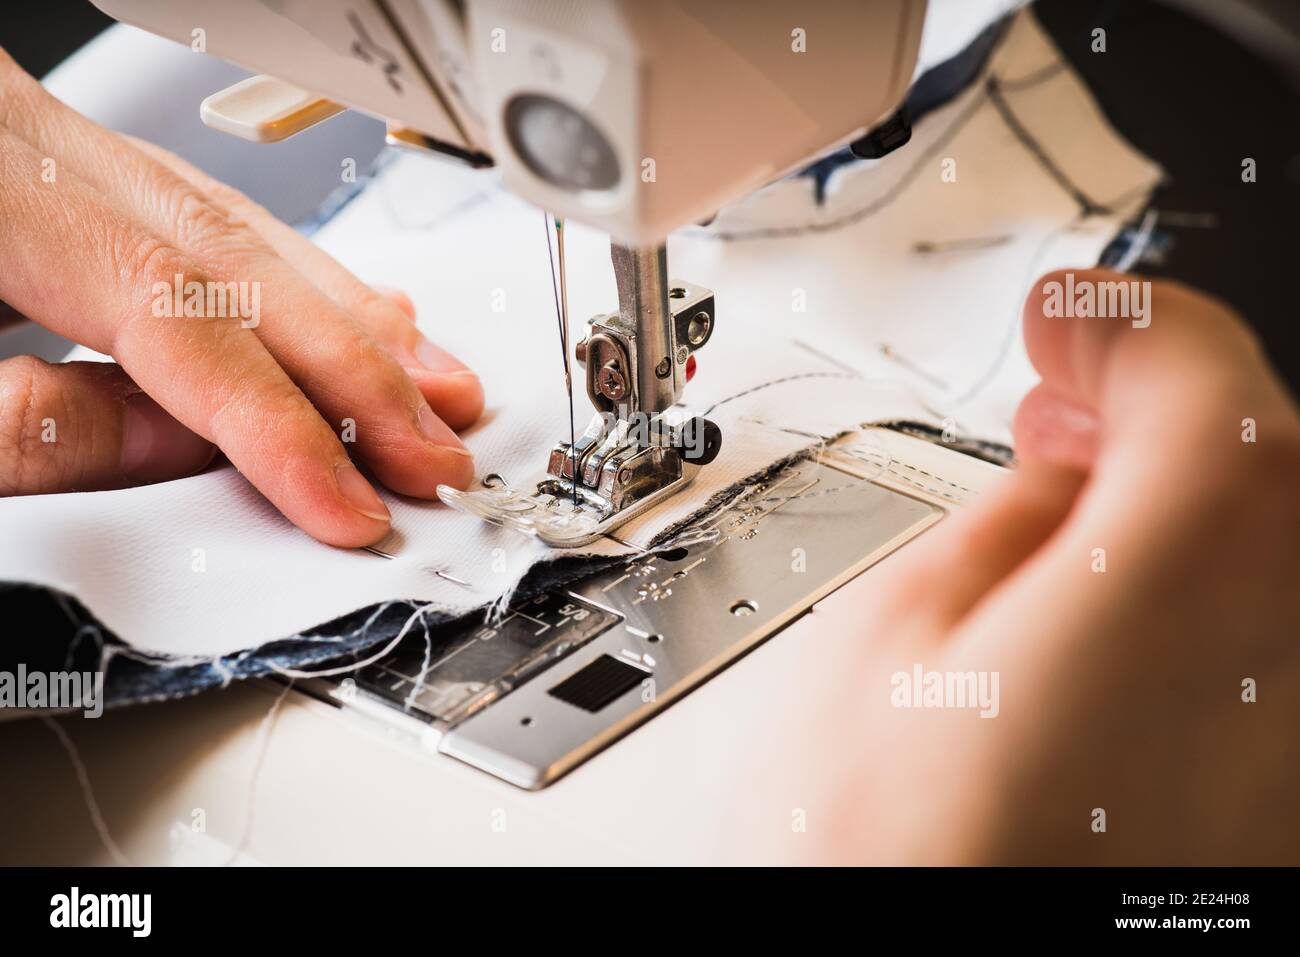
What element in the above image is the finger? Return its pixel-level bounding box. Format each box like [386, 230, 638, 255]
[0, 55, 477, 487]
[957, 271, 1300, 648]
[886, 270, 1284, 643]
[373, 287, 417, 322]
[1019, 267, 1300, 529]
[0, 357, 214, 494]
[125, 137, 484, 431]
[868, 460, 1086, 641]
[1011, 382, 1099, 471]
[117, 139, 480, 482]
[1024, 268, 1300, 476]
[1021, 268, 1275, 470]
[0, 127, 390, 546]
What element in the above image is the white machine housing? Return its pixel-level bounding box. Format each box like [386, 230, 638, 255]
[91, 0, 927, 244]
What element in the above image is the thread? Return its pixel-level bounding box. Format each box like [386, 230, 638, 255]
[41, 716, 130, 866]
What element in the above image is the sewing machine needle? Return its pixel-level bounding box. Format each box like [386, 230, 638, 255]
[556, 219, 579, 508]
[543, 212, 579, 508]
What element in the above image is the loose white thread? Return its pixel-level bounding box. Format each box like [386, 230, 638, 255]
[268, 603, 434, 679]
[223, 677, 294, 866]
[41, 716, 130, 866]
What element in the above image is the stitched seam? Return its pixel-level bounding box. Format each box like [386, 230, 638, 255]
[883, 462, 969, 505]
[896, 461, 972, 494]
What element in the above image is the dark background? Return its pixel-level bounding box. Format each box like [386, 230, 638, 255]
[2, 0, 1298, 391]
[1036, 0, 1300, 394]
[1, 0, 110, 77]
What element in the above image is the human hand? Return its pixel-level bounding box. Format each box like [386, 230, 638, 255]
[779, 268, 1300, 863]
[0, 46, 483, 546]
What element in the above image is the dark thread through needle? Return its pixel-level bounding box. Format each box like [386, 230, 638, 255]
[543, 212, 579, 507]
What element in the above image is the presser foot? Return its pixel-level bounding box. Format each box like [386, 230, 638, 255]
[437, 412, 721, 548]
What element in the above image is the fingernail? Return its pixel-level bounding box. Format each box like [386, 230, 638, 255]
[334, 463, 390, 521]
[433, 444, 476, 490]
[417, 403, 467, 449]
[415, 338, 466, 374]
[121, 393, 215, 481]
[403, 367, 480, 389]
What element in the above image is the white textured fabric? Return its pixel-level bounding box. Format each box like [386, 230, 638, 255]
[0, 12, 1160, 657]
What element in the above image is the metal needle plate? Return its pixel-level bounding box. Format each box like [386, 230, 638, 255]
[440, 456, 940, 787]
[313, 451, 944, 789]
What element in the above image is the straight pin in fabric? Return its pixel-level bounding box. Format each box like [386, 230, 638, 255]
[879, 343, 949, 390]
[912, 235, 1011, 254]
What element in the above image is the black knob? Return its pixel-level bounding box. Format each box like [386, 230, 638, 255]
[681, 417, 722, 466]
[849, 104, 912, 160]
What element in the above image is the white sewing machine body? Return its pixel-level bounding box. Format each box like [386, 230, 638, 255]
[92, 0, 926, 245]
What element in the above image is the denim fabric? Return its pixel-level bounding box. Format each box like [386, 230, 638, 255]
[1, 582, 426, 706]
[1, 549, 622, 707]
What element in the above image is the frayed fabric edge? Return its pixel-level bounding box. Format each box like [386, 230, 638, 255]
[0, 423, 887, 710]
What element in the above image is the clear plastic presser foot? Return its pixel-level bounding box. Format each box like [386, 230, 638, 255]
[437, 468, 697, 548]
[441, 243, 720, 548]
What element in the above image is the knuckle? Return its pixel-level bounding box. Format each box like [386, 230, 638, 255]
[116, 232, 188, 301]
[168, 183, 263, 257]
[210, 380, 345, 507]
[0, 355, 57, 494]
[322, 328, 403, 387]
[109, 234, 192, 351]
[171, 186, 233, 243]
[0, 354, 44, 418]
[203, 178, 259, 219]
[353, 293, 425, 360]
[210, 374, 328, 472]
[354, 287, 410, 333]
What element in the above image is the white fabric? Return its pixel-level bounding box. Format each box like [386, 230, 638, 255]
[0, 12, 1160, 657]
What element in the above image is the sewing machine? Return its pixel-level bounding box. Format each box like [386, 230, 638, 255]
[25, 0, 1006, 840]
[93, 0, 927, 546]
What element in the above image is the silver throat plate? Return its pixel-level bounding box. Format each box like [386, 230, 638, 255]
[320, 450, 945, 789]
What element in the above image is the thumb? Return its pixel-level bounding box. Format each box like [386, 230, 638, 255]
[0, 357, 215, 494]
[1014, 268, 1277, 470]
